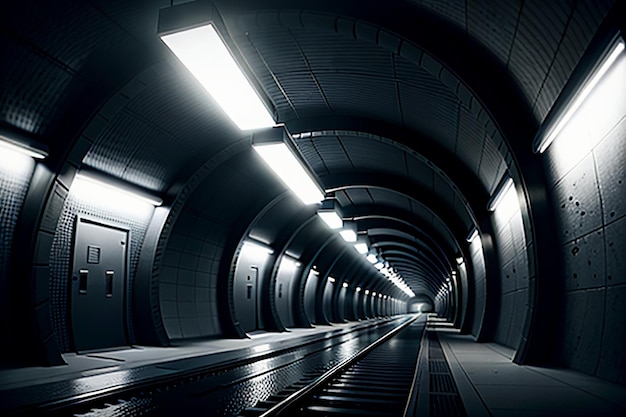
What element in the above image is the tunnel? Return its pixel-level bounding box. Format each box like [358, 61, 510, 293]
[0, 1, 625, 416]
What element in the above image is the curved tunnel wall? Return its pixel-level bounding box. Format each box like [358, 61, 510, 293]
[543, 48, 626, 384]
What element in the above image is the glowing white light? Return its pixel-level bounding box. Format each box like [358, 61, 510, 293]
[253, 142, 324, 205]
[354, 242, 368, 254]
[342, 282, 349, 288]
[70, 174, 160, 219]
[374, 262, 384, 270]
[356, 287, 361, 292]
[0, 143, 35, 177]
[364, 289, 370, 295]
[328, 277, 336, 283]
[339, 228, 357, 242]
[372, 292, 377, 296]
[456, 257, 464, 265]
[243, 240, 274, 257]
[0, 136, 46, 160]
[160, 24, 275, 131]
[536, 38, 625, 153]
[366, 254, 378, 264]
[488, 177, 515, 212]
[317, 211, 343, 229]
[466, 228, 479, 243]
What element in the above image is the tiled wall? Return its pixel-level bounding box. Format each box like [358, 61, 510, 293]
[469, 235, 487, 337]
[491, 185, 530, 349]
[545, 51, 625, 384]
[159, 210, 223, 340]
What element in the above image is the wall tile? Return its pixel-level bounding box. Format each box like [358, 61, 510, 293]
[605, 216, 626, 286]
[562, 229, 606, 291]
[553, 154, 603, 243]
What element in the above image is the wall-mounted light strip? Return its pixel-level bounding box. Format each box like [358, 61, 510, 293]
[466, 227, 479, 243]
[342, 282, 349, 288]
[73, 170, 163, 207]
[328, 277, 336, 283]
[487, 176, 515, 212]
[243, 239, 274, 256]
[533, 36, 625, 153]
[366, 253, 378, 264]
[160, 24, 275, 131]
[252, 127, 324, 205]
[0, 134, 48, 160]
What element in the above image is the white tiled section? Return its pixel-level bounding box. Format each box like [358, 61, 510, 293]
[439, 331, 626, 417]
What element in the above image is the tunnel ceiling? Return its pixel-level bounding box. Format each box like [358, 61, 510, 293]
[0, 0, 616, 301]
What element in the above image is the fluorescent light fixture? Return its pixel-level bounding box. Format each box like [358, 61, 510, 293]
[339, 228, 357, 242]
[466, 227, 479, 243]
[243, 240, 274, 256]
[487, 177, 515, 212]
[160, 24, 275, 131]
[534, 36, 625, 153]
[328, 276, 336, 283]
[366, 254, 378, 264]
[0, 135, 47, 160]
[354, 242, 368, 254]
[342, 282, 349, 288]
[318, 211, 343, 229]
[252, 127, 324, 205]
[317, 197, 343, 229]
[73, 171, 163, 207]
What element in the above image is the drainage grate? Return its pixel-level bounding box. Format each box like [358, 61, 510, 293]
[427, 331, 467, 417]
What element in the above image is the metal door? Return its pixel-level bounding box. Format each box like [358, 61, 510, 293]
[240, 266, 258, 332]
[70, 218, 128, 352]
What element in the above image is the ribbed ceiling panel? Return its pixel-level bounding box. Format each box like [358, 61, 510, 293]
[410, 201, 435, 225]
[340, 136, 406, 176]
[406, 156, 435, 189]
[291, 29, 393, 77]
[368, 188, 412, 212]
[467, 0, 521, 65]
[480, 133, 507, 194]
[532, 1, 612, 121]
[507, 0, 571, 110]
[316, 73, 400, 122]
[344, 188, 374, 205]
[241, 27, 321, 119]
[301, 136, 352, 174]
[400, 79, 458, 151]
[456, 107, 486, 175]
[295, 137, 328, 175]
[413, 0, 467, 29]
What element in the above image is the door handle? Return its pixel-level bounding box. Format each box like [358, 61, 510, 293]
[79, 270, 88, 294]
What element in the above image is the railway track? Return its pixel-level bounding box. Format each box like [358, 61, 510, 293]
[239, 316, 427, 417]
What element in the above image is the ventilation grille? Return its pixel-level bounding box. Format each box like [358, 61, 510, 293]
[428, 331, 467, 417]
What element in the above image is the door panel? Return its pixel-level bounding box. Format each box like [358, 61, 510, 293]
[70, 218, 128, 352]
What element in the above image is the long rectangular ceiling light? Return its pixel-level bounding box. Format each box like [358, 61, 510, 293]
[533, 36, 624, 153]
[160, 24, 276, 131]
[317, 197, 343, 229]
[253, 142, 324, 205]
